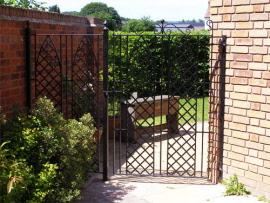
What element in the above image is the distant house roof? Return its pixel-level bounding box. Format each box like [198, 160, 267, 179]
[155, 23, 194, 32]
[205, 1, 210, 18]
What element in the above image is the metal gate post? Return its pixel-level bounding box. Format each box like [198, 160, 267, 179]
[218, 35, 227, 181]
[25, 21, 32, 111]
[102, 23, 109, 181]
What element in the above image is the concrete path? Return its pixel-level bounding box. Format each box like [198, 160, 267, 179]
[76, 122, 261, 202]
[75, 176, 261, 203]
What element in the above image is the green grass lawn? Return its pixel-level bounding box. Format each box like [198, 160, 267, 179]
[137, 97, 209, 127]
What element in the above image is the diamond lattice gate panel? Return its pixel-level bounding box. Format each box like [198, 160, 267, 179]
[106, 24, 215, 178]
[30, 33, 104, 173]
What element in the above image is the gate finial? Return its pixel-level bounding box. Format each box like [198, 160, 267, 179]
[161, 19, 165, 34]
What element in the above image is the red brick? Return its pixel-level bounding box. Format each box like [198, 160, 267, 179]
[219, 7, 235, 14]
[231, 62, 248, 69]
[254, 5, 264, 12]
[229, 107, 247, 116]
[252, 86, 262, 94]
[224, 0, 232, 6]
[231, 77, 248, 84]
[232, 14, 250, 21]
[233, 0, 251, 5]
[234, 54, 253, 62]
[229, 122, 247, 132]
[211, 0, 223, 7]
[253, 55, 263, 62]
[236, 22, 254, 29]
[249, 63, 268, 70]
[232, 30, 249, 37]
[245, 171, 263, 182]
[232, 114, 250, 124]
[246, 141, 264, 150]
[249, 78, 267, 87]
[248, 109, 266, 119]
[233, 100, 251, 109]
[231, 46, 249, 53]
[250, 13, 269, 21]
[261, 104, 270, 112]
[234, 70, 253, 77]
[250, 30, 269, 38]
[251, 0, 270, 3]
[223, 15, 232, 21]
[228, 151, 245, 161]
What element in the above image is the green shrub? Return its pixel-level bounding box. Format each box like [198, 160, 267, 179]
[221, 174, 251, 196]
[0, 97, 96, 202]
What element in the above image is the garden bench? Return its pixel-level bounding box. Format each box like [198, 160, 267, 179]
[120, 95, 180, 138]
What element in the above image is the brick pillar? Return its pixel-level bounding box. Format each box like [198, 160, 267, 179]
[210, 0, 270, 198]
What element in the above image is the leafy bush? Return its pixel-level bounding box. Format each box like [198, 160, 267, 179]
[0, 97, 96, 202]
[108, 30, 210, 98]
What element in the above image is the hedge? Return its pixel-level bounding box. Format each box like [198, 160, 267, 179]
[108, 30, 210, 98]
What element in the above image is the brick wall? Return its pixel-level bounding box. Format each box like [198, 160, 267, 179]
[210, 0, 270, 197]
[0, 5, 103, 118]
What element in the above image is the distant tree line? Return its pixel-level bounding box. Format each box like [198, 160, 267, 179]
[1, 1, 205, 31]
[179, 19, 204, 23]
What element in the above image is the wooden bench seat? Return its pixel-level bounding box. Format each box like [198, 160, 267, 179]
[120, 95, 180, 138]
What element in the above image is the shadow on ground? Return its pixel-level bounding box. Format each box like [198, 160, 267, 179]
[74, 178, 136, 203]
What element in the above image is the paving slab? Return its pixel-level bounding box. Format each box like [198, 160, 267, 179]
[75, 176, 261, 203]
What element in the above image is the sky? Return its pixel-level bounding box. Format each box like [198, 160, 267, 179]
[43, 0, 209, 22]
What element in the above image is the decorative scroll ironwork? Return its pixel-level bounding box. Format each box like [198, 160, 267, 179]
[154, 19, 193, 35]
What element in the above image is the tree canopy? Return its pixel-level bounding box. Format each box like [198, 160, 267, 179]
[1, 0, 46, 10]
[122, 17, 156, 32]
[48, 4, 60, 13]
[80, 2, 121, 30]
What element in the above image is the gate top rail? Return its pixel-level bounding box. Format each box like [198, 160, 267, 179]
[31, 34, 103, 36]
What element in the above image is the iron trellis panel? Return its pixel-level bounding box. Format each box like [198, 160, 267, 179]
[31, 33, 103, 173]
[108, 22, 213, 178]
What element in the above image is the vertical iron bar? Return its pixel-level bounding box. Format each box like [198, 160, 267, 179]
[97, 35, 101, 172]
[71, 35, 74, 118]
[125, 35, 129, 174]
[218, 35, 227, 181]
[25, 21, 32, 111]
[195, 35, 199, 176]
[208, 30, 214, 180]
[102, 24, 109, 181]
[34, 34, 37, 104]
[159, 34, 163, 175]
[65, 35, 68, 119]
[60, 35, 63, 114]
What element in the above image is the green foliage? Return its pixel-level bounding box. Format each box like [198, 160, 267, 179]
[1, 0, 46, 10]
[48, 4, 60, 13]
[221, 174, 251, 196]
[109, 30, 210, 98]
[122, 16, 156, 32]
[80, 2, 121, 30]
[62, 11, 80, 16]
[179, 19, 204, 23]
[0, 97, 96, 202]
[258, 195, 270, 202]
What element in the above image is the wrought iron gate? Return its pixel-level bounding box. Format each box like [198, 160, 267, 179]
[103, 21, 221, 179]
[26, 21, 226, 180]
